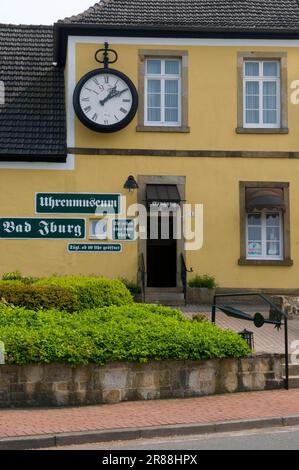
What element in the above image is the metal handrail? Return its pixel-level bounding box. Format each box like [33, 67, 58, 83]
[181, 255, 187, 306]
[140, 253, 146, 303]
[212, 292, 289, 390]
[181, 254, 193, 306]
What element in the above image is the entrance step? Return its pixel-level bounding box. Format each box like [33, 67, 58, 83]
[283, 363, 299, 388]
[145, 287, 182, 294]
[144, 289, 185, 306]
[283, 364, 299, 376]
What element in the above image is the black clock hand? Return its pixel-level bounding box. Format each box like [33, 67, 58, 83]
[100, 88, 128, 106]
[99, 86, 118, 106]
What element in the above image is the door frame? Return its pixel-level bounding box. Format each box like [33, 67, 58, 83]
[138, 175, 186, 289]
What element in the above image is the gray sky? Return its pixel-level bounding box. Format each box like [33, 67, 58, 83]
[1, 0, 97, 25]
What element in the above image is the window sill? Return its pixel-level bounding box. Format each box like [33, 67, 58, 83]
[136, 125, 190, 133]
[238, 258, 293, 266]
[236, 127, 289, 135]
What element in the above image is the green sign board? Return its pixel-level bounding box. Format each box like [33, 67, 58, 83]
[112, 219, 136, 241]
[68, 243, 122, 253]
[0, 218, 85, 239]
[36, 193, 121, 215]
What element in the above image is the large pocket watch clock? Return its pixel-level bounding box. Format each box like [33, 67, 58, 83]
[73, 43, 138, 133]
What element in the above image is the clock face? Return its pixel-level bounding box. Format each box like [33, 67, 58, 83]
[73, 68, 138, 133]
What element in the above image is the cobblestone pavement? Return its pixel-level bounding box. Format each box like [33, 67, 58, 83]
[1, 390, 299, 439]
[183, 305, 299, 354]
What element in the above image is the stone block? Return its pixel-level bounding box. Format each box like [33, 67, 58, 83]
[102, 389, 121, 403]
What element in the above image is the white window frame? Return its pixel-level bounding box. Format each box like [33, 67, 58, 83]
[243, 60, 281, 129]
[246, 211, 283, 261]
[144, 58, 182, 127]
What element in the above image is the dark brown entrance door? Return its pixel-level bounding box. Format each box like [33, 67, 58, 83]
[146, 215, 177, 288]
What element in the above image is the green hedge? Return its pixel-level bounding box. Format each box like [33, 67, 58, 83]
[0, 304, 250, 366]
[0, 284, 79, 312]
[188, 274, 218, 289]
[35, 276, 134, 309]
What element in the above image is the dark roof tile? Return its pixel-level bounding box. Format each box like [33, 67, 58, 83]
[0, 24, 66, 162]
[61, 0, 299, 31]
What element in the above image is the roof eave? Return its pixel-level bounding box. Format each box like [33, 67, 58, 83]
[54, 22, 299, 66]
[0, 154, 67, 163]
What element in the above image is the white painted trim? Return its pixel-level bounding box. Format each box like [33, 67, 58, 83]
[68, 36, 77, 149]
[0, 154, 75, 171]
[68, 35, 299, 47]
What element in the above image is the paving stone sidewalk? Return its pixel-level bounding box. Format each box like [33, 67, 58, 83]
[1, 390, 299, 439]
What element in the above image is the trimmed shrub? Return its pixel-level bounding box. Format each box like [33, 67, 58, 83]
[2, 271, 23, 281]
[0, 304, 250, 366]
[0, 284, 80, 312]
[119, 278, 142, 295]
[35, 276, 133, 309]
[188, 274, 218, 289]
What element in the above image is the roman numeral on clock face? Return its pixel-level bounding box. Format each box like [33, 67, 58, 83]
[92, 113, 98, 121]
[104, 76, 109, 84]
[84, 106, 92, 113]
[122, 99, 131, 103]
[120, 108, 128, 114]
[104, 120, 109, 125]
[81, 97, 90, 102]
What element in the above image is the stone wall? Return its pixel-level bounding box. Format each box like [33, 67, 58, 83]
[0, 355, 284, 408]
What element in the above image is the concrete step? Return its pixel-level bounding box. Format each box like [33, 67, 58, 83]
[146, 300, 186, 307]
[145, 287, 182, 293]
[283, 364, 299, 376]
[144, 292, 185, 307]
[284, 376, 299, 388]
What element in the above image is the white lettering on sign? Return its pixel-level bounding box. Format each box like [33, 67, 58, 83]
[3, 221, 32, 233]
[38, 221, 82, 238]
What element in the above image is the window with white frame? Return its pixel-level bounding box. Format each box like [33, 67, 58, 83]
[145, 58, 181, 126]
[246, 211, 283, 260]
[243, 61, 281, 128]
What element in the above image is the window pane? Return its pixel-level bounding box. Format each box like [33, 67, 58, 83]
[245, 62, 259, 76]
[90, 220, 108, 239]
[248, 214, 262, 226]
[267, 242, 280, 256]
[165, 80, 178, 94]
[248, 226, 262, 241]
[147, 60, 161, 74]
[148, 108, 161, 122]
[263, 95, 277, 110]
[248, 242, 262, 257]
[246, 110, 259, 124]
[263, 81, 277, 95]
[266, 213, 280, 226]
[165, 93, 178, 108]
[165, 60, 180, 75]
[148, 80, 161, 93]
[148, 94, 161, 107]
[263, 110, 277, 124]
[263, 62, 279, 77]
[266, 226, 280, 241]
[165, 108, 178, 122]
[246, 81, 259, 95]
[246, 95, 259, 109]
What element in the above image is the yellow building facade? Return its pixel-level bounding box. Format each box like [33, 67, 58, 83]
[1, 1, 299, 293]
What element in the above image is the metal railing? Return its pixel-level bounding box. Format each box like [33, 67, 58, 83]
[212, 292, 289, 390]
[181, 254, 193, 306]
[139, 253, 146, 303]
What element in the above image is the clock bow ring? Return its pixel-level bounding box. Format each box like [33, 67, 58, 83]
[73, 43, 138, 133]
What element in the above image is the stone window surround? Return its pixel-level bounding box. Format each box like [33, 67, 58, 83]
[239, 181, 293, 266]
[236, 52, 288, 134]
[137, 49, 190, 133]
